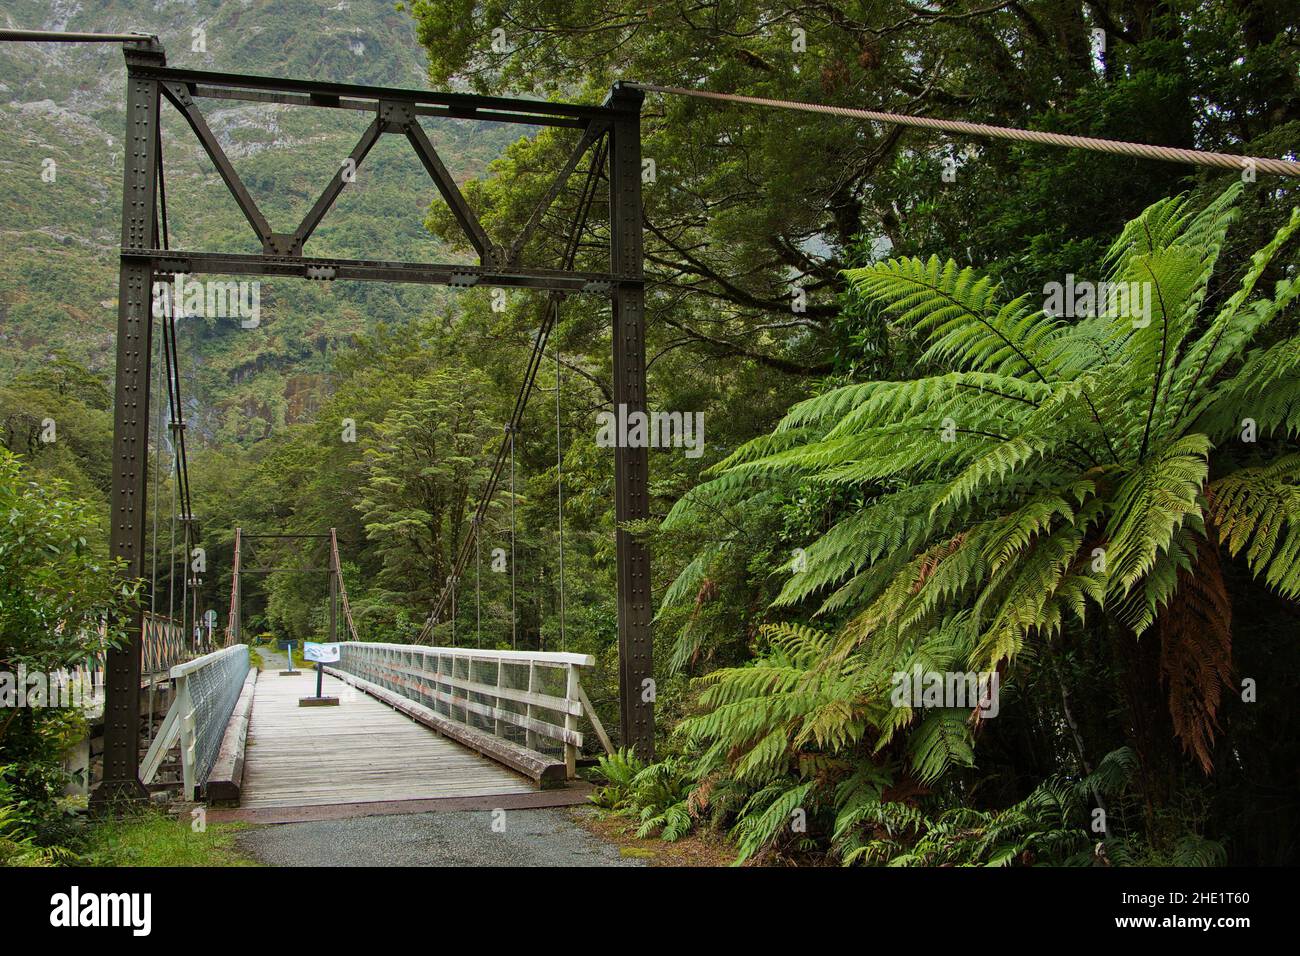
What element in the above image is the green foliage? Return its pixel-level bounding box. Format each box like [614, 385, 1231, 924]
[589, 748, 696, 841]
[412, 0, 1299, 388]
[671, 185, 1298, 765]
[588, 747, 646, 810]
[79, 810, 257, 867]
[836, 749, 1157, 866]
[0, 450, 137, 850]
[662, 187, 1299, 861]
[357, 366, 499, 607]
[4, 0, 1297, 867]
[0, 765, 78, 866]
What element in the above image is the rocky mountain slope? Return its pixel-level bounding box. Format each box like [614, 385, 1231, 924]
[0, 0, 516, 442]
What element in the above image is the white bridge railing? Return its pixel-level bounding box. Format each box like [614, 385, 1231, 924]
[141, 644, 250, 797]
[331, 643, 612, 782]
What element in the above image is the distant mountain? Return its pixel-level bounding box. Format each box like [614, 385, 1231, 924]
[0, 0, 518, 442]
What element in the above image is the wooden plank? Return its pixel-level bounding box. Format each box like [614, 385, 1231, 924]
[206, 783, 594, 825]
[139, 700, 181, 784]
[238, 667, 534, 810]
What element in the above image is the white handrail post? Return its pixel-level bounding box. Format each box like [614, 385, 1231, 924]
[494, 659, 504, 739]
[177, 673, 196, 798]
[564, 663, 579, 778]
[525, 661, 538, 753]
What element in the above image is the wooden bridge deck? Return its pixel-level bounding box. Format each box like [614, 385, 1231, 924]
[239, 667, 536, 810]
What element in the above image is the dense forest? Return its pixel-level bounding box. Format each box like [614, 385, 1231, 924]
[2, 0, 1299, 867]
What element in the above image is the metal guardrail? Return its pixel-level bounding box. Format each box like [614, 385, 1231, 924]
[332, 643, 608, 778]
[141, 612, 207, 675]
[141, 644, 250, 796]
[61, 612, 210, 712]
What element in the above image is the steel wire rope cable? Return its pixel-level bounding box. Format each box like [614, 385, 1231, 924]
[475, 518, 482, 648]
[555, 299, 566, 652]
[0, 29, 157, 42]
[418, 131, 610, 640]
[145, 314, 164, 731]
[154, 183, 179, 661]
[144, 139, 168, 702]
[153, 123, 196, 657]
[626, 83, 1300, 177]
[510, 424, 517, 649]
[159, 127, 199, 651]
[159, 124, 186, 654]
[330, 530, 361, 642]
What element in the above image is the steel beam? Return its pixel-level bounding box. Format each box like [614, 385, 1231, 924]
[127, 249, 617, 292]
[137, 66, 613, 123]
[606, 82, 655, 759]
[508, 121, 608, 265]
[402, 112, 498, 266]
[93, 37, 165, 809]
[188, 85, 587, 127]
[97, 45, 657, 787]
[160, 82, 272, 247]
[292, 118, 384, 253]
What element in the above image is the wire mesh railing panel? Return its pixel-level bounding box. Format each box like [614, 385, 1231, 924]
[334, 643, 594, 775]
[467, 657, 496, 734]
[172, 644, 249, 794]
[498, 660, 530, 749]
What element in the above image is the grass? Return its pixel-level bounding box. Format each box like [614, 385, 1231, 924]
[81, 809, 259, 867]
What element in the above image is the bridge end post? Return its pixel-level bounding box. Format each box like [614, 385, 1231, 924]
[606, 82, 655, 760]
[92, 36, 167, 811]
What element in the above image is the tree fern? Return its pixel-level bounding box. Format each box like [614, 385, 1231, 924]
[658, 186, 1298, 862]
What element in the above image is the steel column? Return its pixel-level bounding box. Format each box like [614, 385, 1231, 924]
[607, 83, 654, 759]
[93, 37, 166, 809]
[329, 554, 339, 644]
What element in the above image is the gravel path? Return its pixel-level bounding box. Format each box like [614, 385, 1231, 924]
[233, 808, 642, 867]
[255, 645, 292, 670]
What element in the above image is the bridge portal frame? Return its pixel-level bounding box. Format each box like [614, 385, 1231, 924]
[95, 37, 652, 808]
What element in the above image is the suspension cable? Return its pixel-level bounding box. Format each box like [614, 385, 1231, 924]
[149, 297, 164, 621]
[421, 131, 609, 639]
[329, 529, 360, 642]
[628, 83, 1300, 178]
[154, 114, 202, 645]
[555, 304, 566, 652]
[156, 120, 192, 646]
[475, 517, 482, 649]
[509, 424, 517, 650]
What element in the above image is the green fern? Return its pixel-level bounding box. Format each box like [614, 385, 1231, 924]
[661, 186, 1300, 804]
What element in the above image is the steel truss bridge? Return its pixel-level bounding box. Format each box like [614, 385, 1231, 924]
[0, 31, 653, 812]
